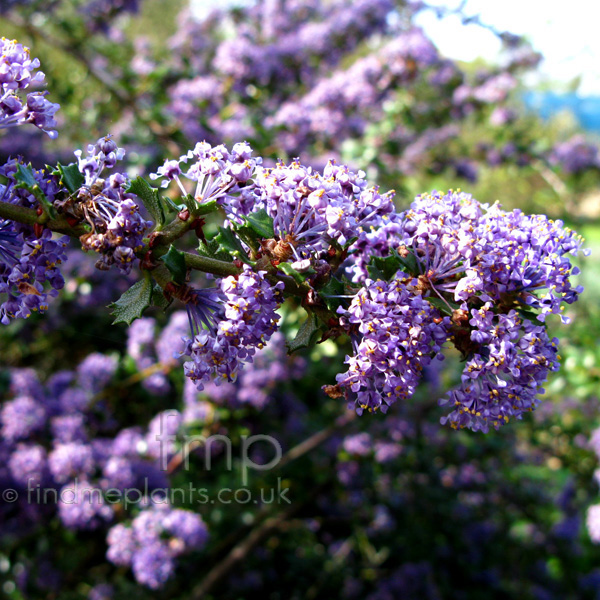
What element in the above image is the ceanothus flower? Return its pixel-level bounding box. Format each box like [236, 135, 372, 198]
[0, 38, 59, 137]
[336, 190, 586, 430]
[1, 395, 46, 441]
[131, 543, 175, 590]
[0, 161, 69, 324]
[106, 504, 209, 589]
[587, 504, 600, 543]
[69, 136, 152, 273]
[183, 265, 284, 390]
[48, 442, 95, 483]
[239, 158, 395, 270]
[150, 140, 261, 207]
[8, 443, 48, 487]
[197, 331, 306, 411]
[328, 273, 450, 414]
[57, 479, 114, 530]
[76, 352, 118, 393]
[439, 304, 560, 432]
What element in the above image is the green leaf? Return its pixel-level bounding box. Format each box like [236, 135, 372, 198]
[197, 239, 232, 262]
[162, 245, 187, 285]
[243, 209, 274, 239]
[395, 249, 420, 276]
[152, 284, 172, 310]
[287, 312, 322, 354]
[278, 262, 313, 285]
[110, 277, 153, 325]
[127, 176, 166, 228]
[369, 254, 402, 281]
[15, 163, 37, 188]
[56, 163, 84, 195]
[320, 277, 346, 312]
[215, 227, 250, 263]
[195, 198, 220, 215]
[426, 296, 459, 316]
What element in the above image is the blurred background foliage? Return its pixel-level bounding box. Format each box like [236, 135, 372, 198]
[3, 0, 600, 599]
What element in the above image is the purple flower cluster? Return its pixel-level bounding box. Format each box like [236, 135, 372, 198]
[0, 223, 68, 323]
[0, 160, 69, 324]
[80, 0, 140, 32]
[183, 265, 284, 389]
[70, 135, 152, 273]
[453, 72, 517, 106]
[220, 155, 396, 270]
[166, 0, 395, 142]
[587, 429, 600, 543]
[439, 305, 560, 431]
[588, 504, 600, 544]
[150, 140, 260, 206]
[0, 356, 187, 538]
[333, 275, 449, 414]
[0, 38, 59, 137]
[352, 190, 585, 320]
[332, 190, 586, 430]
[268, 29, 440, 154]
[154, 140, 394, 264]
[550, 135, 600, 174]
[106, 504, 208, 589]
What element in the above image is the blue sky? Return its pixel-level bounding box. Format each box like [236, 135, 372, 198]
[414, 0, 600, 95]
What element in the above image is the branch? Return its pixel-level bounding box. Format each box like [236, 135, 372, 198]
[0, 200, 87, 236]
[0, 200, 39, 226]
[277, 409, 357, 469]
[182, 252, 241, 278]
[189, 483, 327, 599]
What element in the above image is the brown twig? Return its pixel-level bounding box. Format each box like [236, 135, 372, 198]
[189, 481, 331, 599]
[277, 409, 357, 469]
